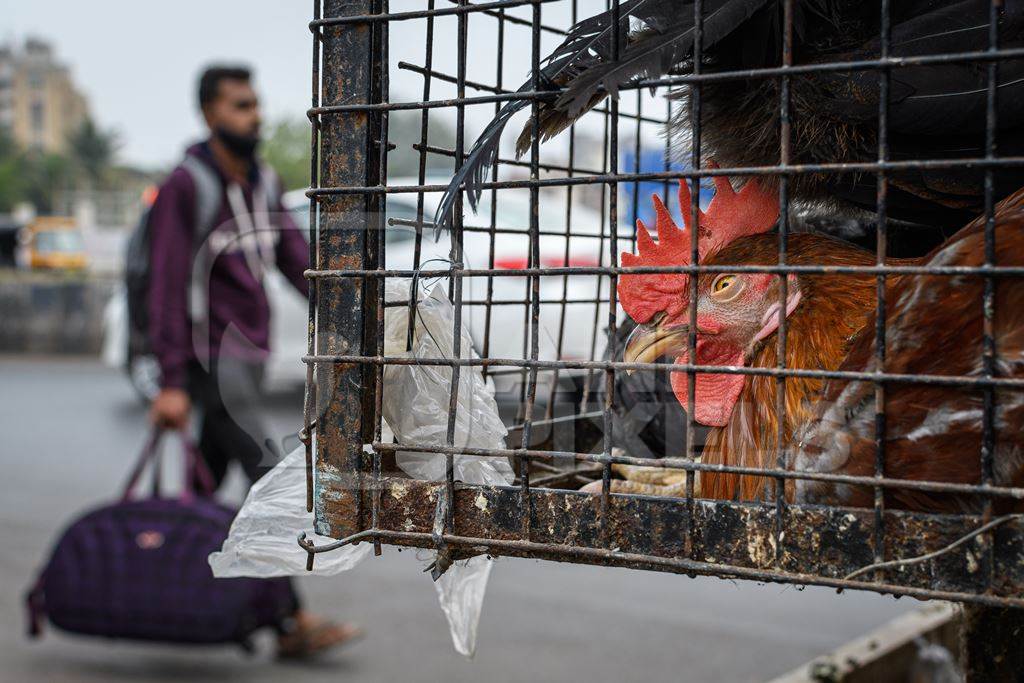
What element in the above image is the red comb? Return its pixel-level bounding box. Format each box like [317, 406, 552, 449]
[618, 171, 779, 324]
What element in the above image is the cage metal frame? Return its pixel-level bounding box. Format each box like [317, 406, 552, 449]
[299, 0, 1024, 644]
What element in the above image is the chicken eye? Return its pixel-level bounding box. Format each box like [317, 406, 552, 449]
[712, 275, 737, 294]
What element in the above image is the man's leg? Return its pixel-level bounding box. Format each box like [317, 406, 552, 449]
[188, 362, 233, 491]
[209, 357, 277, 485]
[195, 357, 360, 656]
[188, 358, 277, 490]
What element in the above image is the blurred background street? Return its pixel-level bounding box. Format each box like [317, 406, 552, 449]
[0, 1, 948, 680]
[0, 355, 914, 683]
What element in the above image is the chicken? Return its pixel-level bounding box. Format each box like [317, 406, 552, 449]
[604, 173, 879, 500]
[791, 190, 1024, 513]
[434, 1, 1024, 238]
[599, 176, 1024, 512]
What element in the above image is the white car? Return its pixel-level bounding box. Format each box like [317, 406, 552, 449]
[105, 178, 624, 399]
[286, 178, 619, 364]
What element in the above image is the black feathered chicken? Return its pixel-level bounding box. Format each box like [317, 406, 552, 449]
[435, 0, 1024, 241]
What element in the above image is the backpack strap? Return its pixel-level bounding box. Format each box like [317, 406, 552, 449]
[257, 162, 282, 210]
[178, 155, 278, 323]
[180, 154, 223, 243]
[180, 155, 279, 244]
[178, 155, 223, 324]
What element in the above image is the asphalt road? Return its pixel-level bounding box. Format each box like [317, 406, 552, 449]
[0, 356, 915, 683]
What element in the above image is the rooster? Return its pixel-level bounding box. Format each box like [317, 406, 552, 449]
[595, 175, 1024, 513]
[604, 173, 878, 501]
[434, 0, 1024, 240]
[790, 192, 1024, 513]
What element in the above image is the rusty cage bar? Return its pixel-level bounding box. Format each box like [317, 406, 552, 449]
[301, 1, 1024, 677]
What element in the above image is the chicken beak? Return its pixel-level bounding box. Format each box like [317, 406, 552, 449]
[622, 321, 689, 375]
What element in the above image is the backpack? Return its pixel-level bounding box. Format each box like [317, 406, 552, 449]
[123, 155, 281, 396]
[24, 429, 298, 650]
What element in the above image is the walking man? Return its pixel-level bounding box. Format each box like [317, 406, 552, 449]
[147, 64, 359, 657]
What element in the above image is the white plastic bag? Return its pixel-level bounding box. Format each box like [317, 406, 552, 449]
[383, 284, 514, 487]
[208, 445, 373, 577]
[434, 556, 494, 657]
[210, 279, 509, 657]
[382, 284, 512, 657]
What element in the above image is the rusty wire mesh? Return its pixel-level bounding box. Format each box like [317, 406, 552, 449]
[299, 0, 1024, 609]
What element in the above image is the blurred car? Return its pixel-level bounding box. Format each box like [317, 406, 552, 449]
[105, 177, 624, 400]
[285, 178, 618, 364]
[22, 216, 88, 271]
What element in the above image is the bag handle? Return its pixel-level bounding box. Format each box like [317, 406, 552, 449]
[121, 428, 216, 502]
[183, 431, 217, 501]
[121, 429, 162, 500]
[24, 578, 44, 638]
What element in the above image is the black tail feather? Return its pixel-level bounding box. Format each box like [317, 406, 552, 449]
[432, 0, 777, 235]
[430, 95, 529, 240]
[554, 0, 773, 116]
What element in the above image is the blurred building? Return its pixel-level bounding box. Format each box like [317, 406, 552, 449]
[0, 38, 90, 154]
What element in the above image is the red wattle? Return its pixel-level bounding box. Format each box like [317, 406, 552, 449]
[670, 340, 748, 427]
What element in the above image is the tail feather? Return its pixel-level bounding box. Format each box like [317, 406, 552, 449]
[555, 0, 774, 117]
[430, 95, 529, 240]
[434, 0, 684, 234]
[433, 0, 780, 234]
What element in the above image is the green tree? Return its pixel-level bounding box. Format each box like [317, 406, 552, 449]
[261, 118, 311, 191]
[386, 109, 457, 178]
[0, 126, 71, 214]
[20, 152, 72, 214]
[0, 126, 26, 213]
[260, 108, 459, 191]
[66, 117, 120, 189]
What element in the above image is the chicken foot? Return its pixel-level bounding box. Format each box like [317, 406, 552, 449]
[579, 450, 696, 497]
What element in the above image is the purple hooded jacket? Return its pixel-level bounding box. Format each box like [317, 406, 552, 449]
[147, 142, 309, 388]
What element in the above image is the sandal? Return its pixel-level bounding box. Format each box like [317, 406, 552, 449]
[278, 615, 363, 659]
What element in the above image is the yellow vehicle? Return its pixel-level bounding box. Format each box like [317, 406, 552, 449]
[24, 217, 88, 271]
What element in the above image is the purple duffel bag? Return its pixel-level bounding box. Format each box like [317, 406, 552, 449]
[25, 429, 297, 650]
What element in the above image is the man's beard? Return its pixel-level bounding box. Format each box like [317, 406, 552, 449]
[214, 126, 260, 160]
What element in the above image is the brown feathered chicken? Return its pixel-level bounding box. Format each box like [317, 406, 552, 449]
[598, 176, 1024, 513]
[791, 191, 1024, 513]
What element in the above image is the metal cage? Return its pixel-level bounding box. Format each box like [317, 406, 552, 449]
[300, 1, 1024, 676]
